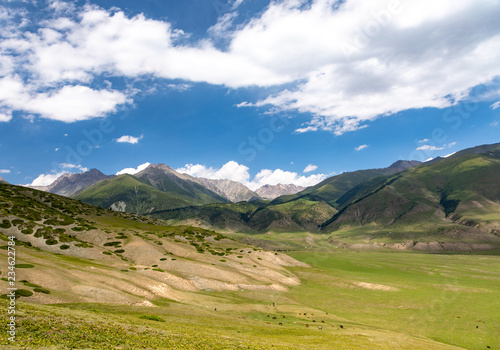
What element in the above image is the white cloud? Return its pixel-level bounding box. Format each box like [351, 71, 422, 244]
[303, 164, 318, 173]
[0, 169, 10, 174]
[116, 134, 143, 144]
[491, 121, 499, 127]
[232, 0, 500, 134]
[0, 112, 12, 122]
[416, 145, 445, 151]
[60, 163, 87, 172]
[176, 161, 250, 184]
[0, 75, 129, 122]
[29, 171, 67, 187]
[249, 169, 325, 191]
[491, 101, 500, 109]
[419, 138, 430, 143]
[447, 142, 457, 147]
[1, 0, 499, 131]
[355, 144, 368, 151]
[167, 83, 191, 92]
[116, 162, 151, 175]
[55, 147, 60, 151]
[176, 161, 326, 191]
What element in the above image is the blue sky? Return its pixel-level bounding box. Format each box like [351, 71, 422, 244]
[0, 0, 499, 190]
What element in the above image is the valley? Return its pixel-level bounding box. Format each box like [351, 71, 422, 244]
[1, 142, 499, 349]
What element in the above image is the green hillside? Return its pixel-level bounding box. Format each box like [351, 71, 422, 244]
[134, 163, 229, 204]
[151, 201, 268, 231]
[74, 174, 197, 214]
[321, 143, 500, 247]
[75, 170, 228, 214]
[2, 182, 499, 350]
[272, 161, 421, 208]
[152, 161, 420, 232]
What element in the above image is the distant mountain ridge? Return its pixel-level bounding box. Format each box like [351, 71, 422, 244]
[74, 164, 230, 214]
[0, 176, 8, 184]
[152, 159, 425, 232]
[152, 144, 500, 246]
[48, 168, 114, 197]
[256, 184, 305, 200]
[194, 177, 261, 202]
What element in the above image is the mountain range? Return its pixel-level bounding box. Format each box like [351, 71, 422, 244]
[149, 143, 500, 250]
[23, 163, 305, 210]
[12, 142, 500, 250]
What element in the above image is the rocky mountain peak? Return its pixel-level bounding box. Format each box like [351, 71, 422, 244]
[256, 183, 305, 200]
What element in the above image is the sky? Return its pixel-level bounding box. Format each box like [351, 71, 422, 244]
[0, 0, 499, 190]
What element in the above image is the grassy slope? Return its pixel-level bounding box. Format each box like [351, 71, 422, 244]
[74, 174, 216, 214]
[134, 165, 229, 204]
[150, 162, 420, 233]
[0, 184, 496, 349]
[321, 145, 500, 246]
[286, 250, 500, 350]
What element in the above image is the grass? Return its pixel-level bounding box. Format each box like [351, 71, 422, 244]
[286, 250, 500, 350]
[1, 181, 498, 349]
[0, 297, 459, 350]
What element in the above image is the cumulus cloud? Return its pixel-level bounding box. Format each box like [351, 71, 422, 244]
[355, 144, 368, 151]
[29, 171, 67, 187]
[0, 169, 10, 174]
[176, 161, 250, 184]
[416, 145, 445, 151]
[27, 163, 90, 186]
[1, 0, 499, 131]
[116, 162, 151, 175]
[0, 112, 12, 122]
[249, 169, 325, 191]
[116, 134, 143, 144]
[176, 161, 326, 190]
[419, 138, 430, 143]
[60, 163, 88, 171]
[231, 0, 500, 134]
[303, 164, 318, 173]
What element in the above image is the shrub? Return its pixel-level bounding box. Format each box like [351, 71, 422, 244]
[33, 287, 50, 294]
[0, 219, 11, 229]
[75, 242, 92, 248]
[11, 219, 23, 226]
[16, 289, 34, 297]
[45, 238, 58, 245]
[103, 241, 121, 247]
[60, 244, 70, 250]
[16, 264, 35, 268]
[23, 282, 41, 288]
[138, 315, 164, 322]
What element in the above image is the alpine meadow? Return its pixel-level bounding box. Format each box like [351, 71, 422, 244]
[1, 1, 500, 350]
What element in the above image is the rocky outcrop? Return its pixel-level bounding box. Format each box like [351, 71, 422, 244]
[256, 184, 306, 200]
[195, 178, 261, 202]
